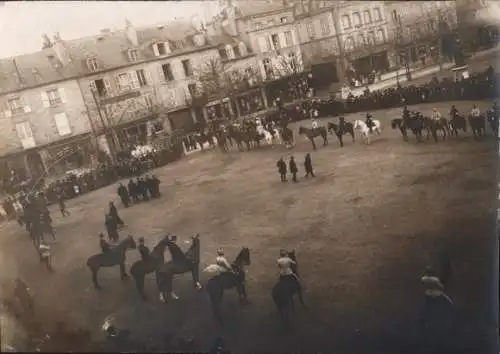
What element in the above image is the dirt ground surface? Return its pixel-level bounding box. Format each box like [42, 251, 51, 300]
[0, 100, 497, 354]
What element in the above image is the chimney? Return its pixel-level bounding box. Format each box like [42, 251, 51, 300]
[125, 18, 138, 46]
[52, 33, 72, 66]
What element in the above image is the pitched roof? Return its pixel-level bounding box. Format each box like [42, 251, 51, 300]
[235, 2, 288, 18]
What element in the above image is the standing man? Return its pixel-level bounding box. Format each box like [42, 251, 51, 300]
[127, 179, 138, 204]
[138, 237, 150, 261]
[108, 201, 125, 226]
[304, 153, 315, 178]
[105, 213, 119, 242]
[289, 156, 298, 183]
[58, 194, 69, 217]
[117, 183, 130, 208]
[276, 157, 287, 183]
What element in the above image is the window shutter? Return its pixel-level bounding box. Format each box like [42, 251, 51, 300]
[103, 77, 112, 95]
[41, 91, 50, 107]
[129, 72, 140, 89]
[16, 123, 26, 139]
[144, 69, 153, 86]
[4, 109, 12, 118]
[278, 33, 286, 48]
[59, 87, 67, 103]
[54, 112, 72, 136]
[164, 42, 171, 54]
[258, 37, 267, 53]
[157, 65, 165, 82]
[23, 106, 31, 113]
[153, 43, 160, 57]
[291, 30, 298, 46]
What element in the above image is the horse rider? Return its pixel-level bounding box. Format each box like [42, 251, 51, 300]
[38, 242, 52, 271]
[277, 249, 300, 288]
[470, 104, 481, 118]
[431, 108, 441, 121]
[365, 113, 374, 133]
[311, 117, 319, 129]
[138, 237, 150, 261]
[216, 248, 234, 274]
[449, 105, 459, 119]
[99, 233, 112, 254]
[403, 106, 410, 120]
[421, 266, 453, 305]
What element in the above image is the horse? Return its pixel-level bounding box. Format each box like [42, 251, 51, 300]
[258, 126, 274, 145]
[204, 247, 251, 323]
[468, 114, 486, 139]
[327, 121, 355, 147]
[391, 118, 409, 141]
[423, 117, 448, 142]
[226, 125, 245, 151]
[130, 236, 170, 300]
[194, 131, 215, 150]
[86, 236, 137, 290]
[353, 120, 381, 144]
[298, 126, 328, 150]
[271, 251, 305, 326]
[448, 115, 467, 137]
[155, 235, 202, 302]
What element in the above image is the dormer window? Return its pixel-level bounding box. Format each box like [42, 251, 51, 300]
[128, 49, 139, 62]
[280, 17, 288, 24]
[225, 44, 235, 60]
[153, 42, 171, 57]
[87, 57, 99, 72]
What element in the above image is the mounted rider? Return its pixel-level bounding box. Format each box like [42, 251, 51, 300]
[449, 105, 459, 118]
[99, 233, 111, 254]
[216, 248, 234, 274]
[431, 108, 442, 121]
[138, 237, 150, 261]
[402, 106, 410, 120]
[339, 116, 346, 131]
[365, 113, 374, 133]
[470, 104, 481, 118]
[277, 249, 301, 289]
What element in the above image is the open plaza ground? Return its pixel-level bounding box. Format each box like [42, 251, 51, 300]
[0, 100, 497, 353]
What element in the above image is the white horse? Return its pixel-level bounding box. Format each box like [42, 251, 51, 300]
[353, 119, 381, 144]
[257, 126, 274, 145]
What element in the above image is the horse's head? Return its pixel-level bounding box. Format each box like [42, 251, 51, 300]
[234, 247, 250, 267]
[124, 235, 137, 250]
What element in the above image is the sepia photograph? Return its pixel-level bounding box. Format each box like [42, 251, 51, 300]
[0, 0, 498, 353]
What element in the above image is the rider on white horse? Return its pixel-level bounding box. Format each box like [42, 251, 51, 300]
[216, 248, 234, 274]
[277, 249, 299, 281]
[365, 113, 374, 133]
[431, 108, 442, 121]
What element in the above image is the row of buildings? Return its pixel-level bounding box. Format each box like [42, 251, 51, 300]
[0, 0, 489, 183]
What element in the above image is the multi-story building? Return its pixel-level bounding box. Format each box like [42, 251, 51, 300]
[385, 1, 458, 70]
[455, 0, 499, 52]
[0, 49, 93, 181]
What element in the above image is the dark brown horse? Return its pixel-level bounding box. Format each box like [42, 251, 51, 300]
[468, 114, 486, 139]
[327, 121, 355, 147]
[298, 126, 328, 150]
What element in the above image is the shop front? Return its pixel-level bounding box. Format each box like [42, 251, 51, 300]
[235, 88, 267, 116]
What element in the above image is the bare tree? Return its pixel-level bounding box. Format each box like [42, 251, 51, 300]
[275, 52, 303, 78]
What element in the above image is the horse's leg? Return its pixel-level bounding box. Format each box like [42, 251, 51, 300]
[91, 268, 102, 290]
[337, 133, 344, 148]
[311, 138, 317, 150]
[351, 130, 355, 142]
[120, 262, 129, 280]
[323, 133, 328, 146]
[136, 274, 147, 300]
[191, 266, 202, 290]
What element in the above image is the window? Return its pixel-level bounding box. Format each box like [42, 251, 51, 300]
[233, 45, 241, 57]
[255, 22, 262, 30]
[144, 94, 154, 107]
[342, 15, 351, 29]
[7, 97, 23, 114]
[118, 73, 131, 91]
[136, 69, 148, 87]
[428, 19, 436, 31]
[306, 22, 315, 38]
[86, 57, 99, 72]
[288, 52, 298, 71]
[280, 17, 288, 24]
[181, 59, 193, 76]
[374, 8, 382, 22]
[284, 31, 293, 47]
[218, 48, 228, 60]
[353, 12, 362, 27]
[363, 10, 372, 24]
[225, 44, 235, 59]
[128, 49, 139, 62]
[391, 10, 398, 22]
[93, 79, 107, 97]
[54, 112, 72, 136]
[15, 122, 35, 149]
[162, 63, 174, 81]
[268, 19, 275, 26]
[239, 42, 248, 56]
[320, 17, 330, 36]
[153, 42, 170, 56]
[344, 36, 355, 51]
[367, 31, 375, 45]
[173, 40, 184, 50]
[47, 89, 62, 106]
[376, 29, 386, 43]
[271, 34, 280, 49]
[357, 34, 365, 47]
[263, 58, 274, 80]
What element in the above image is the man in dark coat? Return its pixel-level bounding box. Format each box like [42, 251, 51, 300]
[117, 183, 130, 208]
[105, 213, 119, 242]
[304, 153, 315, 178]
[99, 233, 112, 253]
[151, 175, 161, 198]
[289, 156, 298, 182]
[144, 175, 154, 198]
[138, 237, 150, 261]
[276, 157, 287, 183]
[137, 177, 149, 201]
[108, 201, 124, 226]
[58, 194, 70, 217]
[128, 179, 138, 203]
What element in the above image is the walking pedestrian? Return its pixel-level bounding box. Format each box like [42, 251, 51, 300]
[276, 157, 287, 183]
[304, 153, 315, 178]
[58, 194, 69, 217]
[289, 156, 298, 182]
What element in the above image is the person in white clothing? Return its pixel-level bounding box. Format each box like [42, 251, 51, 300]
[38, 243, 53, 271]
[277, 249, 297, 279]
[311, 118, 319, 129]
[431, 108, 441, 121]
[470, 104, 481, 118]
[216, 248, 233, 273]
